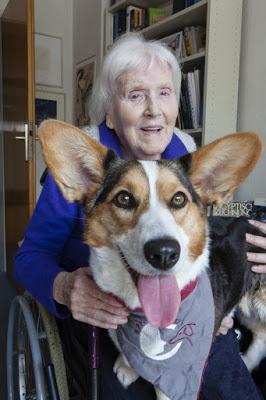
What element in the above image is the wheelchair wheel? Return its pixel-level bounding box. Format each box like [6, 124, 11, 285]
[7, 295, 69, 400]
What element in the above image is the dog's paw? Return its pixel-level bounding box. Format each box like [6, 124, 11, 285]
[155, 386, 171, 400]
[113, 354, 139, 388]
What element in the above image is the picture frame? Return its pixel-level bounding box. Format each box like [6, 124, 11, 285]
[75, 55, 96, 127]
[35, 90, 65, 126]
[35, 33, 63, 87]
[35, 90, 65, 200]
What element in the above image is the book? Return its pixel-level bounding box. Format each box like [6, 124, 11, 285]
[162, 32, 178, 51]
[180, 75, 193, 129]
[161, 31, 184, 58]
[185, 0, 195, 7]
[173, 0, 186, 14]
[175, 31, 183, 58]
[147, 8, 166, 26]
[190, 26, 198, 54]
[187, 72, 198, 128]
[211, 201, 254, 218]
[183, 26, 206, 56]
[113, 9, 126, 40]
[126, 5, 146, 32]
[184, 27, 193, 56]
[193, 69, 201, 126]
[195, 25, 206, 52]
[198, 65, 204, 126]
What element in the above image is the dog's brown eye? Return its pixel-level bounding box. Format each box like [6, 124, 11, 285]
[112, 191, 137, 210]
[170, 191, 187, 209]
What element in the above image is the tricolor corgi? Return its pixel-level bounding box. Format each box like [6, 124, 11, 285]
[39, 120, 263, 400]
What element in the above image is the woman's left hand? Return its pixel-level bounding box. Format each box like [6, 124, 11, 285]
[246, 220, 266, 273]
[216, 315, 234, 336]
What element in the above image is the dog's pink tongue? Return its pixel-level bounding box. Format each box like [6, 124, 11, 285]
[138, 275, 180, 328]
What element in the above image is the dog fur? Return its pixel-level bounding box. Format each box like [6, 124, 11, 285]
[39, 120, 263, 399]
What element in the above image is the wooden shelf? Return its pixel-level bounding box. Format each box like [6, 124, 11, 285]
[180, 50, 205, 64]
[179, 50, 205, 70]
[109, 0, 166, 14]
[183, 128, 203, 134]
[141, 1, 207, 40]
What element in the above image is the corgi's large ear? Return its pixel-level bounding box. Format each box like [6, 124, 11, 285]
[188, 132, 263, 205]
[38, 120, 109, 202]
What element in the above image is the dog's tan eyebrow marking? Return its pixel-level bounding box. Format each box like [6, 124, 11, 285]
[156, 166, 192, 205]
[94, 159, 142, 206]
[158, 159, 201, 206]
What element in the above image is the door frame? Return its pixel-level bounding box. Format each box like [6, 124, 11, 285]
[27, 0, 36, 215]
[0, 0, 35, 273]
[0, 6, 6, 271]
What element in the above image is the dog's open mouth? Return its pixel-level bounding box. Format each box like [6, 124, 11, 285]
[119, 248, 181, 328]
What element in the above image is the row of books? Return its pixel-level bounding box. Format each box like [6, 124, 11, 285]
[113, 6, 167, 40]
[111, 0, 201, 14]
[113, 3, 206, 41]
[162, 26, 206, 59]
[179, 68, 204, 130]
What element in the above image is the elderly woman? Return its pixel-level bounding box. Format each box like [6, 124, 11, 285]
[14, 33, 265, 399]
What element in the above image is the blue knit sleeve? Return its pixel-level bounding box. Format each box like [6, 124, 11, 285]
[13, 171, 85, 318]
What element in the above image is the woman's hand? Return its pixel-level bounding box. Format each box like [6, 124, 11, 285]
[216, 315, 234, 336]
[246, 220, 266, 273]
[53, 267, 129, 329]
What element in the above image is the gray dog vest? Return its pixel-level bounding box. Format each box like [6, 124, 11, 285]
[117, 271, 215, 400]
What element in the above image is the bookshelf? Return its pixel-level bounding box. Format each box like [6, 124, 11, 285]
[105, 0, 243, 146]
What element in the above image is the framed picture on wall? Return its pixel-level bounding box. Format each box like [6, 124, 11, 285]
[35, 33, 63, 87]
[35, 90, 65, 201]
[35, 90, 65, 126]
[75, 55, 96, 127]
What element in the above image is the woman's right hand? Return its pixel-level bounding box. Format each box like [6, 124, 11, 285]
[53, 267, 129, 329]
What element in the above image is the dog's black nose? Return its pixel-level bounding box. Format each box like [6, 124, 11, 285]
[144, 238, 180, 270]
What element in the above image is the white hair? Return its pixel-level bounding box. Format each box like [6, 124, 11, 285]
[89, 33, 181, 125]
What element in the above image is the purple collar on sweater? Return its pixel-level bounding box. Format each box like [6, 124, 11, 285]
[98, 121, 188, 160]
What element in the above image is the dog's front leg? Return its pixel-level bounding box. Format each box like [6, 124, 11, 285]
[241, 331, 266, 371]
[155, 386, 171, 400]
[109, 329, 139, 388]
[113, 353, 139, 388]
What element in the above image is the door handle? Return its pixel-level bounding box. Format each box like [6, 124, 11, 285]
[15, 123, 30, 161]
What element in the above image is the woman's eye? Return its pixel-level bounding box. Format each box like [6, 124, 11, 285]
[160, 89, 170, 96]
[112, 191, 137, 210]
[129, 92, 144, 102]
[170, 191, 188, 209]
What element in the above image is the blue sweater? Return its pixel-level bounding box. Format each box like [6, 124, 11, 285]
[14, 122, 189, 318]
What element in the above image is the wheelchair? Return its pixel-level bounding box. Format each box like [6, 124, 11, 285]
[6, 293, 102, 400]
[6, 293, 70, 400]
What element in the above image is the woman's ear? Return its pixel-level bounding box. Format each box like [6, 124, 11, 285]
[106, 113, 114, 130]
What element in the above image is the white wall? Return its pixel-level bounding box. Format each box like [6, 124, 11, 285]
[73, 0, 102, 68]
[35, 0, 74, 123]
[235, 0, 266, 200]
[35, 0, 74, 198]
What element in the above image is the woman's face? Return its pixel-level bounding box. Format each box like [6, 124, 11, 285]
[106, 62, 178, 160]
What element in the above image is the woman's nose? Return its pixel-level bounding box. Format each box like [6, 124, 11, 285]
[144, 95, 162, 117]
